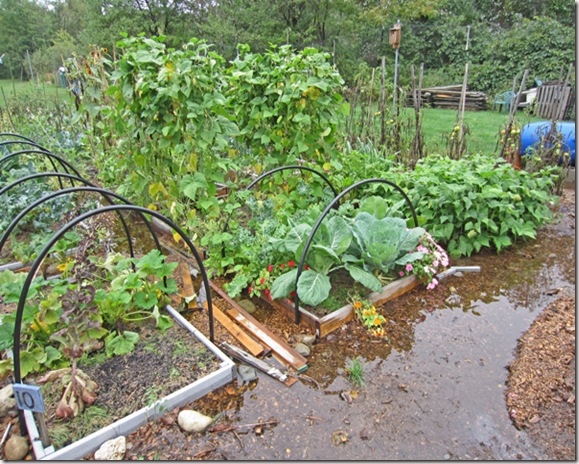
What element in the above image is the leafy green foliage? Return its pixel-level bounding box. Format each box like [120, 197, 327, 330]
[228, 44, 347, 169]
[396, 154, 558, 258]
[0, 243, 179, 379]
[270, 207, 433, 307]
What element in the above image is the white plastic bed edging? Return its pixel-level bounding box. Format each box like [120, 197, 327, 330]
[24, 305, 235, 460]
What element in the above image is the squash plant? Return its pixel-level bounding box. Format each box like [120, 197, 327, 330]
[0, 237, 178, 394]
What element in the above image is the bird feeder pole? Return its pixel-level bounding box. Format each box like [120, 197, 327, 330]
[389, 20, 401, 112]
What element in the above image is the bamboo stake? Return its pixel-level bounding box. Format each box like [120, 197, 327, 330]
[1, 87, 15, 131]
[380, 56, 386, 145]
[499, 69, 529, 162]
[365, 68, 376, 137]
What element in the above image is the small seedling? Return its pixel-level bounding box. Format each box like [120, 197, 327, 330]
[346, 357, 365, 387]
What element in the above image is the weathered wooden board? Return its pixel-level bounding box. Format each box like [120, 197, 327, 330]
[208, 302, 266, 357]
[208, 280, 308, 372]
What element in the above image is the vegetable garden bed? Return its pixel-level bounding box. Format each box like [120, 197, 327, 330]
[23, 305, 234, 460]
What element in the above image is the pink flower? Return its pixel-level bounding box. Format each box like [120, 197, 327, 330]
[432, 260, 439, 268]
[426, 278, 439, 290]
[424, 266, 430, 274]
[405, 263, 413, 272]
[399, 271, 405, 277]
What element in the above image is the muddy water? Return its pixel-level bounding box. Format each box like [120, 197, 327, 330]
[193, 190, 575, 460]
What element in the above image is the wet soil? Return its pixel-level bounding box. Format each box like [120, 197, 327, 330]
[117, 188, 575, 460]
[1, 188, 575, 460]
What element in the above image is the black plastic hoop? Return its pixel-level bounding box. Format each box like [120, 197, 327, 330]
[292, 178, 419, 324]
[0, 173, 139, 262]
[0, 133, 36, 143]
[0, 140, 50, 152]
[0, 150, 83, 190]
[0, 186, 164, 264]
[0, 171, 84, 196]
[220, 165, 340, 257]
[245, 165, 339, 196]
[12, 204, 215, 387]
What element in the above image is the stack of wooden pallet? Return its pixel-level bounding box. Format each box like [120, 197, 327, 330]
[408, 85, 489, 110]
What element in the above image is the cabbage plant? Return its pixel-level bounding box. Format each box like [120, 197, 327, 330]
[270, 211, 428, 307]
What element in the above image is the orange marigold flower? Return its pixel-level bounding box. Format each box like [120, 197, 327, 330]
[353, 301, 363, 309]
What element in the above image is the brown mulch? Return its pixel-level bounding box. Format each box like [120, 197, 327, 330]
[504, 185, 576, 460]
[505, 293, 575, 459]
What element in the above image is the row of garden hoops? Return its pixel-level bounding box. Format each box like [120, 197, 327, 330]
[0, 133, 216, 397]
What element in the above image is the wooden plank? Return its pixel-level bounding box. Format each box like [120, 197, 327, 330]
[224, 305, 308, 372]
[208, 302, 266, 357]
[368, 275, 422, 307]
[180, 263, 197, 309]
[208, 280, 308, 372]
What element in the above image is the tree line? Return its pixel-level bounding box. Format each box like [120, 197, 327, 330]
[0, 0, 575, 95]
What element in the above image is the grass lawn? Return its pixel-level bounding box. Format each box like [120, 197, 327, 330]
[410, 107, 545, 155]
[0, 79, 70, 109]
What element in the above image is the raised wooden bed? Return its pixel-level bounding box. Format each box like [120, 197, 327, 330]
[22, 305, 236, 461]
[265, 267, 479, 338]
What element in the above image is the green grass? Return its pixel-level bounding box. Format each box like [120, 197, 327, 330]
[0, 79, 70, 109]
[346, 357, 365, 387]
[416, 107, 544, 155]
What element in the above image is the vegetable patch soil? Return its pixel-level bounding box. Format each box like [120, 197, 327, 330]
[32, 318, 221, 451]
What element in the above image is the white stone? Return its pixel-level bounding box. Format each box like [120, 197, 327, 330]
[295, 342, 311, 357]
[177, 409, 213, 433]
[94, 436, 126, 460]
[0, 384, 16, 418]
[299, 335, 316, 347]
[4, 435, 29, 460]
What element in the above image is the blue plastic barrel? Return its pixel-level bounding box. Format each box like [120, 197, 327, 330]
[521, 121, 576, 166]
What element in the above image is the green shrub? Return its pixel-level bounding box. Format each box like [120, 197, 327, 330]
[400, 154, 559, 258]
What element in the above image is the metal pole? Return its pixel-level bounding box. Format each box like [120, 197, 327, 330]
[393, 48, 399, 112]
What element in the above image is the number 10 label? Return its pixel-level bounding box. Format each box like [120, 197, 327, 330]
[12, 384, 45, 413]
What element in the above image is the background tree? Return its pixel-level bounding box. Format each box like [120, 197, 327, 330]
[0, 0, 55, 78]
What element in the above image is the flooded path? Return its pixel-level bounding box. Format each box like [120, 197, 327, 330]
[191, 189, 575, 460]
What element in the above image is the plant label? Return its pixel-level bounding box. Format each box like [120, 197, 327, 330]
[12, 383, 45, 413]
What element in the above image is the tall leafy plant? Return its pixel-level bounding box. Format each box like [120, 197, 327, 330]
[227, 44, 348, 170]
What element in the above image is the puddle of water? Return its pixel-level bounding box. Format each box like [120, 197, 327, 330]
[192, 197, 575, 460]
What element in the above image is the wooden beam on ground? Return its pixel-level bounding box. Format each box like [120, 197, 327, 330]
[180, 263, 197, 309]
[220, 342, 298, 387]
[206, 301, 266, 357]
[207, 280, 308, 373]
